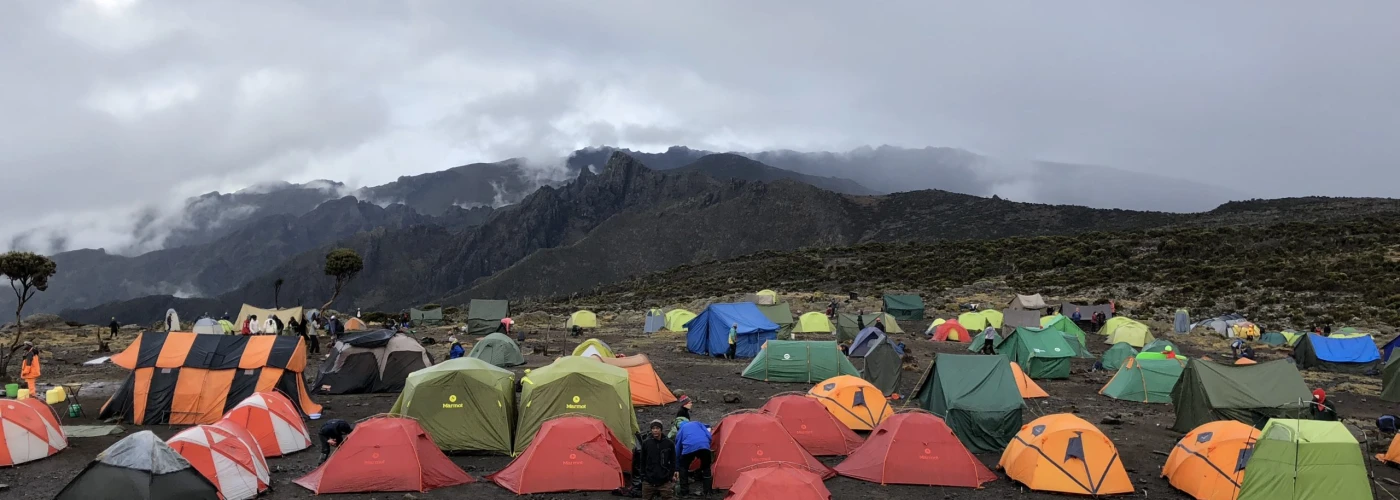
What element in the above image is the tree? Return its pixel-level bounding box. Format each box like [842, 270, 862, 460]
[0, 252, 57, 382]
[273, 278, 285, 309]
[320, 248, 363, 312]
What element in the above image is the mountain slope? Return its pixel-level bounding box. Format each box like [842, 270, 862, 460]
[668, 153, 875, 195]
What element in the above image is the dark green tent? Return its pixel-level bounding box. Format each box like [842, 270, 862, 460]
[858, 340, 902, 395]
[389, 357, 515, 453]
[1101, 342, 1138, 371]
[997, 327, 1074, 379]
[882, 294, 924, 321]
[1169, 359, 1312, 432]
[910, 354, 1022, 453]
[1100, 357, 1187, 403]
[967, 328, 1001, 353]
[1291, 333, 1380, 373]
[468, 332, 526, 367]
[410, 306, 444, 325]
[1040, 315, 1087, 347]
[741, 340, 859, 383]
[757, 303, 795, 338]
[467, 299, 509, 335]
[1061, 334, 1097, 359]
[1382, 358, 1400, 403]
[836, 313, 901, 342]
[1142, 339, 1178, 353]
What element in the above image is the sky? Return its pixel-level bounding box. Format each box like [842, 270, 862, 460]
[3, 0, 1398, 254]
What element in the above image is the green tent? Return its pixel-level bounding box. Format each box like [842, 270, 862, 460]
[468, 332, 526, 367]
[1384, 358, 1400, 403]
[910, 354, 1023, 453]
[1061, 334, 1097, 359]
[1099, 357, 1187, 403]
[996, 327, 1074, 379]
[467, 299, 509, 335]
[882, 294, 924, 321]
[1237, 419, 1373, 500]
[741, 340, 859, 383]
[516, 356, 639, 452]
[410, 306, 444, 325]
[388, 357, 515, 454]
[1039, 315, 1087, 347]
[1169, 359, 1312, 432]
[1142, 339, 1179, 353]
[1101, 343, 1138, 371]
[858, 340, 902, 395]
[1258, 331, 1288, 346]
[967, 328, 1001, 353]
[836, 313, 902, 342]
[757, 303, 795, 337]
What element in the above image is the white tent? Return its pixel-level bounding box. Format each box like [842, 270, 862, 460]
[165, 309, 182, 331]
[192, 318, 222, 335]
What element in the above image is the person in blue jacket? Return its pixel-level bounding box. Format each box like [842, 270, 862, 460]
[448, 338, 465, 360]
[674, 419, 713, 495]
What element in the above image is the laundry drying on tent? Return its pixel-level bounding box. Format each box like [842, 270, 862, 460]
[809, 375, 892, 431]
[856, 335, 903, 395]
[314, 330, 433, 394]
[1009, 362, 1048, 398]
[835, 411, 997, 487]
[995, 326, 1075, 379]
[566, 310, 599, 329]
[710, 411, 833, 489]
[221, 391, 312, 457]
[55, 431, 220, 500]
[516, 356, 639, 451]
[488, 415, 633, 494]
[1237, 419, 1371, 500]
[409, 306, 444, 325]
[757, 302, 795, 337]
[932, 319, 970, 342]
[793, 311, 834, 333]
[295, 416, 474, 494]
[467, 299, 510, 335]
[1101, 342, 1139, 371]
[742, 340, 858, 382]
[1161, 420, 1259, 500]
[759, 394, 863, 456]
[999, 414, 1134, 496]
[99, 332, 321, 425]
[835, 312, 903, 342]
[724, 462, 832, 500]
[572, 337, 614, 358]
[686, 303, 780, 358]
[665, 308, 697, 332]
[1291, 333, 1381, 373]
[910, 354, 1023, 453]
[1100, 356, 1188, 403]
[468, 332, 526, 367]
[592, 354, 677, 406]
[1169, 359, 1312, 432]
[166, 421, 270, 500]
[882, 294, 924, 320]
[1099, 316, 1155, 347]
[389, 357, 516, 454]
[0, 396, 66, 466]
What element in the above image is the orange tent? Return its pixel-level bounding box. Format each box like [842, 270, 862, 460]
[489, 416, 632, 494]
[1000, 413, 1133, 496]
[934, 320, 970, 342]
[221, 392, 312, 457]
[167, 421, 271, 500]
[725, 462, 832, 500]
[1380, 435, 1400, 465]
[593, 354, 677, 406]
[835, 411, 996, 487]
[344, 317, 368, 331]
[711, 412, 833, 489]
[759, 394, 863, 456]
[1163, 420, 1260, 500]
[0, 397, 66, 466]
[295, 416, 474, 494]
[1010, 362, 1049, 398]
[1233, 357, 1257, 365]
[808, 375, 892, 431]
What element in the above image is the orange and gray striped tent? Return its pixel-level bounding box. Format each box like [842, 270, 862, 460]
[100, 332, 322, 425]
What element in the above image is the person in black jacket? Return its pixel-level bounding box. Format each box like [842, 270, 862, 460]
[108, 318, 121, 338]
[318, 419, 355, 463]
[637, 420, 675, 499]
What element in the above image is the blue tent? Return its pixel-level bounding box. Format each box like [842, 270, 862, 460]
[1293, 333, 1380, 373]
[1384, 335, 1400, 362]
[849, 327, 887, 357]
[685, 303, 779, 358]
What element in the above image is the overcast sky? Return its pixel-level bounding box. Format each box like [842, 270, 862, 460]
[3, 1, 1398, 253]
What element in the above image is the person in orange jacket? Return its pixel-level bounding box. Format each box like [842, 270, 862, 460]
[19, 341, 41, 395]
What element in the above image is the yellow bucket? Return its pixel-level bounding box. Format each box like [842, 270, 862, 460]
[46, 386, 67, 404]
[15, 389, 29, 400]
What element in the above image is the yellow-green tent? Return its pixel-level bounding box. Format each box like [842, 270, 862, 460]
[566, 310, 599, 329]
[755, 289, 779, 304]
[958, 312, 989, 332]
[924, 317, 947, 335]
[1102, 317, 1155, 348]
[573, 338, 614, 358]
[793, 312, 834, 333]
[980, 309, 1004, 329]
[1039, 314, 1062, 327]
[665, 309, 696, 332]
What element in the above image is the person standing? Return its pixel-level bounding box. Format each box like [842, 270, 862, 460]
[980, 327, 997, 355]
[272, 315, 285, 335]
[263, 317, 278, 336]
[108, 317, 121, 338]
[19, 342, 41, 396]
[673, 418, 713, 496]
[726, 323, 738, 360]
[637, 420, 676, 500]
[675, 395, 693, 420]
[1310, 389, 1338, 421]
[1071, 308, 1082, 322]
[318, 419, 355, 464]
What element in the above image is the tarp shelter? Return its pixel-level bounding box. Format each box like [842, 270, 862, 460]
[836, 313, 903, 342]
[1162, 420, 1259, 500]
[858, 338, 903, 396]
[99, 332, 321, 425]
[1292, 333, 1380, 373]
[643, 309, 665, 333]
[1259, 331, 1289, 346]
[757, 303, 795, 337]
[516, 356, 639, 451]
[55, 431, 220, 500]
[835, 411, 997, 487]
[809, 376, 892, 431]
[1008, 294, 1048, 310]
[221, 391, 312, 457]
[234, 305, 303, 333]
[294, 416, 474, 494]
[467, 299, 510, 335]
[566, 310, 599, 329]
[999, 414, 1134, 496]
[1061, 302, 1113, 322]
[1040, 314, 1088, 347]
[191, 318, 221, 335]
[1100, 357, 1187, 403]
[1174, 308, 1191, 333]
[593, 354, 677, 406]
[468, 332, 525, 367]
[882, 294, 924, 321]
[725, 462, 832, 500]
[166, 422, 270, 500]
[572, 338, 614, 358]
[1237, 419, 1371, 500]
[665, 309, 697, 332]
[410, 307, 444, 325]
[933, 320, 970, 342]
[742, 341, 859, 383]
[1169, 359, 1312, 432]
[1383, 358, 1400, 403]
[980, 309, 1005, 329]
[343, 317, 368, 331]
[911, 354, 1022, 453]
[996, 327, 1074, 379]
[389, 357, 516, 454]
[0, 396, 66, 466]
[1101, 317, 1155, 347]
[710, 412, 833, 489]
[1101, 343, 1138, 372]
[1001, 308, 1041, 328]
[686, 303, 779, 358]
[165, 309, 182, 331]
[314, 331, 433, 394]
[759, 394, 863, 456]
[958, 312, 988, 332]
[1010, 362, 1048, 398]
[754, 289, 779, 305]
[849, 327, 889, 357]
[488, 416, 632, 494]
[793, 312, 834, 333]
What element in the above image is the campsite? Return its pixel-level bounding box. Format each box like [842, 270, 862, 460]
[4, 293, 1398, 500]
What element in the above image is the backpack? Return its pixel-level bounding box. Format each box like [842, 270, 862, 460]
[1379, 415, 1398, 434]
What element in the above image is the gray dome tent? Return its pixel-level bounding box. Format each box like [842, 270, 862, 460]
[55, 431, 218, 500]
[314, 330, 434, 394]
[191, 317, 221, 335]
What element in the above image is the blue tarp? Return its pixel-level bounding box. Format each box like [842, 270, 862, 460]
[685, 303, 779, 358]
[1309, 334, 1380, 363]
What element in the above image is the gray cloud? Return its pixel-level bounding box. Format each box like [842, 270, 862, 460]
[3, 0, 1398, 252]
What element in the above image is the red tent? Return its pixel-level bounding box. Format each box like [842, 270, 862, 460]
[934, 320, 970, 342]
[712, 412, 833, 490]
[488, 416, 633, 494]
[294, 416, 473, 494]
[759, 394, 863, 456]
[725, 462, 832, 500]
[834, 411, 995, 487]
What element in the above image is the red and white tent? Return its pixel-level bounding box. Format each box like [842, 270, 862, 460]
[167, 421, 270, 500]
[221, 391, 311, 457]
[0, 397, 67, 466]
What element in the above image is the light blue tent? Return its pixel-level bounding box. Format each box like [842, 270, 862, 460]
[685, 303, 778, 358]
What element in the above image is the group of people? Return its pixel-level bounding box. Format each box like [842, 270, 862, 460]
[624, 395, 712, 499]
[235, 313, 326, 354]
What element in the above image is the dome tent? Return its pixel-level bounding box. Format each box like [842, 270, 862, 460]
[726, 462, 832, 500]
[592, 354, 677, 406]
[710, 411, 833, 489]
[294, 416, 474, 494]
[389, 357, 516, 454]
[808, 376, 892, 431]
[759, 393, 863, 456]
[515, 356, 639, 451]
[1162, 420, 1259, 500]
[314, 331, 434, 394]
[793, 312, 834, 333]
[166, 422, 270, 500]
[834, 410, 997, 487]
[55, 431, 220, 500]
[572, 337, 614, 358]
[221, 391, 312, 458]
[999, 414, 1133, 496]
[909, 354, 1023, 453]
[468, 332, 526, 367]
[0, 397, 67, 466]
[566, 310, 599, 329]
[191, 317, 221, 335]
[488, 415, 632, 494]
[665, 309, 697, 332]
